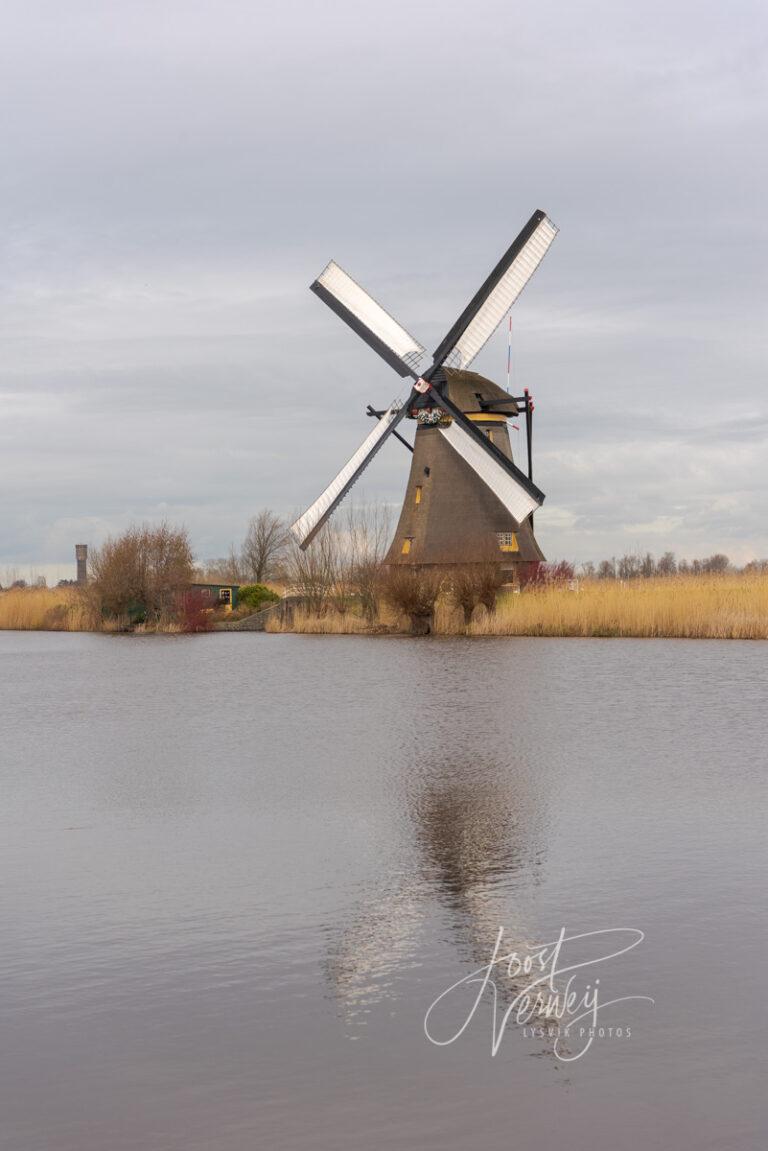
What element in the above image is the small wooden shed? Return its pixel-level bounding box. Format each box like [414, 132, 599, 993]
[188, 583, 241, 611]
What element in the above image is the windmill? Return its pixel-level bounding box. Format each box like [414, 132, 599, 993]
[291, 210, 558, 573]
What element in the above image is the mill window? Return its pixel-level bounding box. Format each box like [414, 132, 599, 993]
[401, 538, 413, 555]
[497, 532, 518, 553]
[414, 486, 422, 505]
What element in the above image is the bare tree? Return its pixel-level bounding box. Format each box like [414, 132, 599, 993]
[194, 551, 242, 583]
[241, 510, 290, 583]
[640, 552, 656, 579]
[281, 502, 393, 622]
[657, 551, 677, 577]
[323, 527, 354, 616]
[618, 553, 641, 581]
[346, 503, 393, 623]
[224, 543, 243, 584]
[285, 530, 334, 615]
[597, 559, 617, 580]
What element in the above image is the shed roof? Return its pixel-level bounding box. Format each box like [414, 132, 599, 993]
[190, 582, 241, 590]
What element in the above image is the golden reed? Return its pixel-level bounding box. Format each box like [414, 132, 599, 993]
[467, 574, 768, 639]
[0, 587, 91, 631]
[267, 574, 768, 640]
[4, 574, 767, 640]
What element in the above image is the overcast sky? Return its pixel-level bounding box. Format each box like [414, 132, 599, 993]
[1, 0, 766, 580]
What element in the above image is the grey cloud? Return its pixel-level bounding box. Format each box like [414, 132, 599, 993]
[1, 0, 767, 575]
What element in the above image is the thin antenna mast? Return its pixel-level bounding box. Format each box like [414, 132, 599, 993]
[524, 387, 534, 530]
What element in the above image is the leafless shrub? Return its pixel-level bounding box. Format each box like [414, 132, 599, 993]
[90, 523, 194, 622]
[518, 560, 575, 588]
[448, 562, 504, 625]
[379, 565, 444, 635]
[477, 564, 504, 612]
[179, 589, 214, 633]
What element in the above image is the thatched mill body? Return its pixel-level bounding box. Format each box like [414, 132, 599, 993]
[382, 367, 543, 573]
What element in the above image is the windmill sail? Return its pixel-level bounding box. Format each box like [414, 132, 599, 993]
[291, 402, 408, 548]
[311, 261, 425, 378]
[429, 386, 544, 503]
[438, 418, 542, 523]
[432, 211, 558, 370]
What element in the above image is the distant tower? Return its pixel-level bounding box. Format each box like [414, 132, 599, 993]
[75, 544, 88, 585]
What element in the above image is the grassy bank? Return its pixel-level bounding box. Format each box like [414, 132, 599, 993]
[268, 574, 768, 640]
[0, 587, 91, 631]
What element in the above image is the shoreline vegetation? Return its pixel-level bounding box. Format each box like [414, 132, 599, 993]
[2, 572, 768, 640]
[3, 513, 768, 640]
[266, 572, 768, 640]
[0, 586, 92, 633]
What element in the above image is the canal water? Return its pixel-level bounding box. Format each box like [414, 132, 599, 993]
[1, 631, 765, 1150]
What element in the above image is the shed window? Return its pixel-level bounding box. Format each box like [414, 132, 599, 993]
[401, 538, 413, 555]
[219, 587, 232, 604]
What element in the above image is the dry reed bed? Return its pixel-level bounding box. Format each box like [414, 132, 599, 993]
[469, 575, 768, 639]
[268, 575, 768, 640]
[0, 587, 91, 631]
[4, 575, 767, 639]
[265, 607, 391, 634]
[0, 588, 181, 633]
